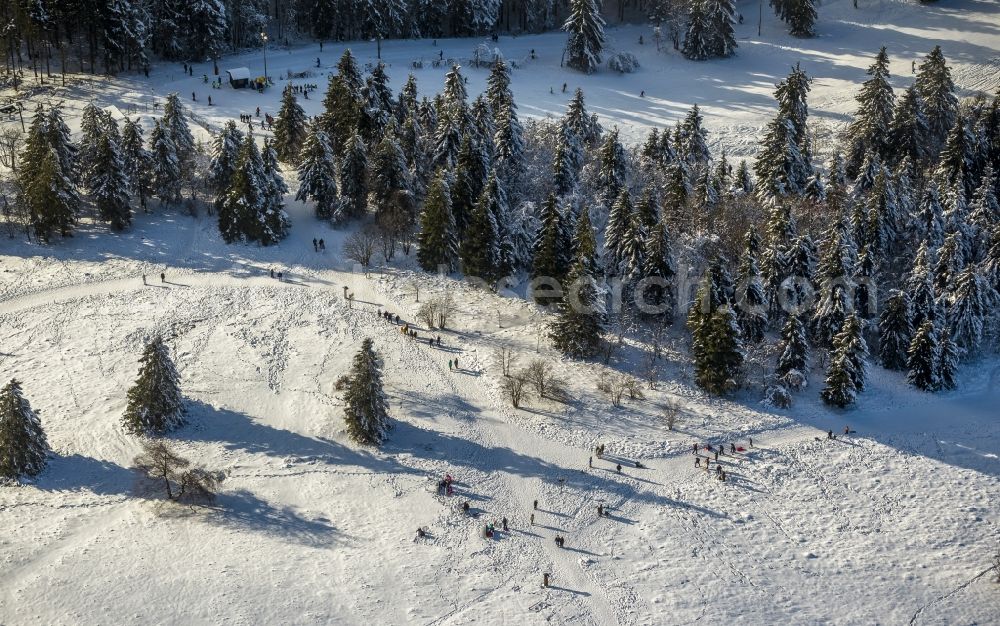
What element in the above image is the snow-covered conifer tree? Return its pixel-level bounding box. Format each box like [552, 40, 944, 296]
[273, 85, 309, 164]
[342, 339, 391, 446]
[563, 0, 605, 73]
[417, 170, 457, 272]
[122, 337, 186, 436]
[0, 380, 49, 480]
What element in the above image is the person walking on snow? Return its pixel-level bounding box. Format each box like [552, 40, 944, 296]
[502, 517, 508, 531]
[142, 274, 146, 285]
[448, 360, 453, 370]
[588, 456, 592, 468]
[160, 272, 165, 282]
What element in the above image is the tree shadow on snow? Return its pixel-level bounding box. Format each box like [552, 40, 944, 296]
[205, 488, 340, 548]
[32, 453, 134, 497]
[182, 400, 423, 479]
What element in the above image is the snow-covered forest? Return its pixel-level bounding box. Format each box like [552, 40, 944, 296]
[2, 0, 999, 623]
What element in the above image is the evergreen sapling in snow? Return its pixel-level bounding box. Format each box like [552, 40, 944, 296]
[122, 337, 186, 436]
[0, 380, 49, 481]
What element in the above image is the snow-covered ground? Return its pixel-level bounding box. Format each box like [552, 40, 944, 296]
[3, 0, 1000, 623]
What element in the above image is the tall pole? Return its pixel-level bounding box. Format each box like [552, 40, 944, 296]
[758, 0, 763, 37]
[261, 32, 268, 84]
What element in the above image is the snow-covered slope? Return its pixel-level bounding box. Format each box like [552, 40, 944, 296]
[3, 0, 1000, 623]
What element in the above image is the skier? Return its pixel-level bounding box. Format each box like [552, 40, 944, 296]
[256, 107, 260, 117]
[313, 238, 318, 251]
[270, 268, 274, 278]
[562, 82, 567, 93]
[827, 429, 833, 439]
[316, 57, 321, 68]
[639, 35, 644, 45]
[640, 90, 645, 97]
[208, 95, 212, 106]
[844, 426, 850, 436]
[192, 92, 196, 101]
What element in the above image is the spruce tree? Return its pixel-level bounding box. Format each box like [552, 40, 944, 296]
[937, 328, 958, 390]
[460, 180, 501, 284]
[887, 85, 930, 167]
[122, 337, 186, 436]
[678, 105, 711, 166]
[705, 0, 738, 58]
[846, 48, 894, 178]
[339, 133, 369, 222]
[320, 74, 361, 154]
[878, 290, 913, 371]
[761, 202, 796, 322]
[564, 88, 602, 147]
[150, 119, 182, 206]
[682, 0, 712, 61]
[162, 93, 195, 172]
[755, 65, 814, 198]
[78, 102, 105, 182]
[417, 171, 458, 272]
[946, 265, 991, 355]
[260, 139, 291, 243]
[342, 338, 391, 446]
[934, 232, 963, 297]
[915, 181, 946, 247]
[90, 132, 133, 230]
[121, 117, 153, 213]
[25, 145, 78, 242]
[734, 230, 768, 343]
[821, 351, 857, 408]
[368, 131, 411, 218]
[0, 379, 49, 480]
[907, 241, 938, 330]
[295, 125, 339, 220]
[596, 128, 628, 205]
[45, 106, 78, 186]
[906, 320, 940, 391]
[573, 206, 601, 277]
[914, 46, 957, 155]
[553, 121, 582, 196]
[641, 221, 677, 319]
[218, 134, 289, 246]
[549, 257, 605, 358]
[493, 100, 525, 192]
[776, 314, 809, 387]
[532, 194, 568, 300]
[812, 225, 855, 348]
[273, 85, 309, 164]
[563, 0, 606, 74]
[604, 189, 633, 273]
[209, 121, 244, 193]
[693, 305, 745, 395]
[822, 314, 867, 406]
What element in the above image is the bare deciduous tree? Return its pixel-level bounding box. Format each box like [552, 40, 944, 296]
[343, 226, 378, 271]
[501, 373, 527, 408]
[495, 346, 516, 377]
[417, 300, 436, 328]
[525, 359, 552, 397]
[0, 128, 22, 172]
[662, 399, 680, 431]
[133, 440, 220, 505]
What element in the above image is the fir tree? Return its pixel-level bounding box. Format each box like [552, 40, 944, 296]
[260, 139, 291, 242]
[296, 125, 339, 220]
[122, 337, 186, 436]
[0, 379, 49, 480]
[320, 74, 361, 155]
[774, 0, 817, 37]
[906, 320, 940, 391]
[761, 202, 796, 322]
[486, 58, 515, 118]
[339, 133, 369, 222]
[563, 0, 606, 74]
[342, 338, 391, 446]
[915, 181, 946, 247]
[78, 102, 105, 182]
[564, 88, 602, 147]
[935, 113, 976, 200]
[24, 145, 78, 242]
[845, 48, 894, 178]
[218, 133, 289, 245]
[451, 134, 487, 238]
[822, 351, 857, 407]
[934, 232, 963, 297]
[907, 241, 939, 330]
[273, 85, 309, 163]
[493, 100, 525, 192]
[678, 105, 711, 166]
[776, 314, 809, 387]
[45, 106, 78, 186]
[553, 121, 582, 196]
[573, 206, 601, 277]
[878, 290, 913, 370]
[417, 171, 458, 272]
